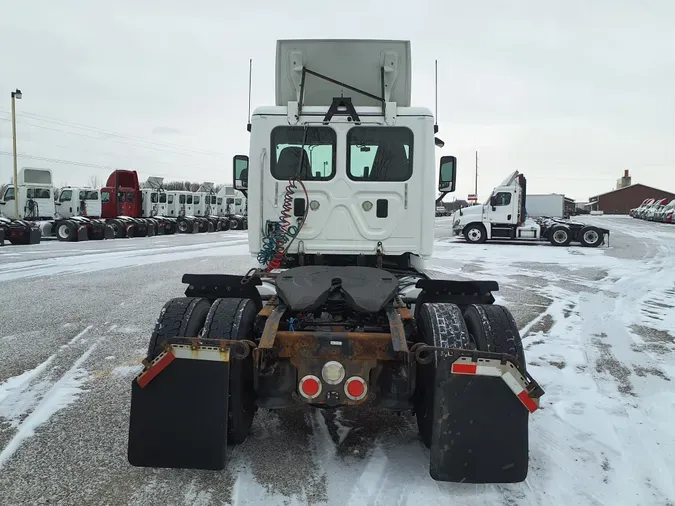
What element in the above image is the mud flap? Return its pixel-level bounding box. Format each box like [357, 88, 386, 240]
[76, 226, 89, 241]
[29, 228, 42, 244]
[127, 358, 230, 470]
[429, 354, 529, 483]
[156, 222, 166, 235]
[0, 228, 4, 246]
[192, 222, 200, 234]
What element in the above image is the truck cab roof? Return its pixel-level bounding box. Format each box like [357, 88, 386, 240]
[251, 105, 434, 118]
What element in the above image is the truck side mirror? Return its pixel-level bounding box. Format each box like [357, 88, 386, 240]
[490, 195, 497, 207]
[233, 155, 249, 190]
[438, 155, 457, 193]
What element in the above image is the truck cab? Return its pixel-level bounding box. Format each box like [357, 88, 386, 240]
[56, 187, 102, 218]
[451, 171, 532, 242]
[0, 167, 56, 220]
[169, 191, 195, 217]
[140, 189, 173, 217]
[193, 191, 217, 217]
[101, 170, 142, 219]
[216, 186, 247, 217]
[232, 40, 456, 268]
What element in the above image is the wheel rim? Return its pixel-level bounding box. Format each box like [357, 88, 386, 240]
[583, 230, 599, 244]
[467, 228, 482, 241]
[553, 230, 568, 243]
[178, 221, 188, 232]
[58, 225, 70, 238]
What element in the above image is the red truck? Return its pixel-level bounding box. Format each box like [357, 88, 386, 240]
[100, 170, 178, 237]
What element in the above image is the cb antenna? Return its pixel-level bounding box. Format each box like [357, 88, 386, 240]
[246, 58, 253, 132]
[434, 59, 439, 134]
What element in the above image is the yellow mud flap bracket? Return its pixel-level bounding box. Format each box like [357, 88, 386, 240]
[127, 339, 251, 471]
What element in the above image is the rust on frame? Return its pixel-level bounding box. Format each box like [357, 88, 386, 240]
[274, 331, 396, 361]
[397, 306, 413, 320]
[257, 297, 278, 318]
[385, 307, 408, 353]
[258, 304, 287, 349]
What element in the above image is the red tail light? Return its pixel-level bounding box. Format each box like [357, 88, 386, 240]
[344, 376, 367, 401]
[299, 375, 322, 399]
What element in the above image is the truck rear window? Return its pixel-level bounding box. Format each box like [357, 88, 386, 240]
[271, 126, 336, 181]
[347, 127, 413, 182]
[28, 188, 51, 199]
[79, 191, 98, 200]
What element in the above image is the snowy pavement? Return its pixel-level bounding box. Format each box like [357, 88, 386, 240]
[0, 217, 674, 505]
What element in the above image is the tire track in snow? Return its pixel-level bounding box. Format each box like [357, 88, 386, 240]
[0, 328, 101, 469]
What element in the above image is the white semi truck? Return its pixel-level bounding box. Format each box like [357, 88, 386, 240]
[451, 171, 609, 247]
[0, 168, 112, 243]
[216, 185, 247, 229]
[128, 39, 545, 485]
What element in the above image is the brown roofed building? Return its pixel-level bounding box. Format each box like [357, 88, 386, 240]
[589, 184, 675, 214]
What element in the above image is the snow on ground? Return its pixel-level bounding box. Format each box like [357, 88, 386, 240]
[0, 217, 674, 505]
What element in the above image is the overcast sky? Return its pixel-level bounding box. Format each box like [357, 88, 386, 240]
[1, 0, 673, 202]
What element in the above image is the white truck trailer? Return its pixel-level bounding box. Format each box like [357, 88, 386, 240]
[526, 193, 566, 218]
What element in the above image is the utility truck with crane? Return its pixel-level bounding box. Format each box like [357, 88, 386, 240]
[451, 170, 610, 247]
[127, 39, 544, 484]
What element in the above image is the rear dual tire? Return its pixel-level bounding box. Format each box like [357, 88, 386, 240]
[548, 225, 572, 246]
[148, 296, 257, 445]
[414, 302, 529, 483]
[579, 226, 603, 247]
[56, 221, 77, 242]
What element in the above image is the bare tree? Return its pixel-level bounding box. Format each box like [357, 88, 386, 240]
[87, 174, 103, 189]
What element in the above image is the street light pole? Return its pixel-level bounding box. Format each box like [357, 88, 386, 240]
[11, 89, 22, 219]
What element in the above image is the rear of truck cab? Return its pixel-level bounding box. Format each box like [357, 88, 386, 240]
[246, 105, 437, 260]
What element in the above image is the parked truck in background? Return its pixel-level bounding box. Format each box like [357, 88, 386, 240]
[0, 167, 111, 243]
[451, 171, 609, 247]
[217, 185, 248, 230]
